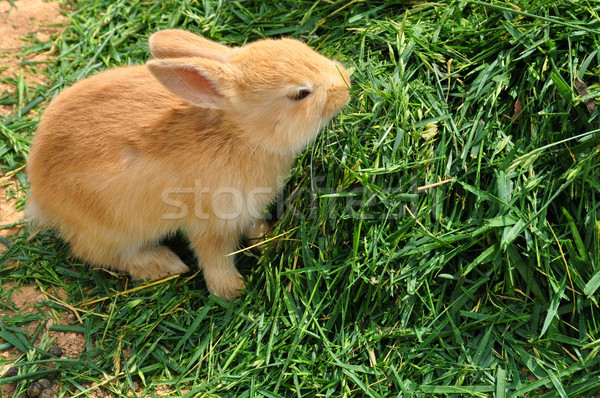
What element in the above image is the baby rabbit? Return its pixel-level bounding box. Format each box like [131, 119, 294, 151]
[26, 30, 350, 300]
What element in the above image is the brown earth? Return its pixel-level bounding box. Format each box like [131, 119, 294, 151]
[0, 0, 66, 97]
[0, 173, 24, 248]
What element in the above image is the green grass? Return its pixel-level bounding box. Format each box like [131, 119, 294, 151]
[1, 0, 600, 396]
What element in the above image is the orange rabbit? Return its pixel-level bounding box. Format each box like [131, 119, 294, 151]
[26, 29, 350, 300]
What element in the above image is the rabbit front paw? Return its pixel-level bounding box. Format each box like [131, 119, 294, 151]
[204, 267, 245, 301]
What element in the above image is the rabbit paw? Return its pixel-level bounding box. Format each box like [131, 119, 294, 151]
[125, 246, 190, 280]
[205, 267, 245, 301]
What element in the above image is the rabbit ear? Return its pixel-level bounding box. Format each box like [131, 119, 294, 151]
[149, 29, 233, 62]
[147, 59, 232, 109]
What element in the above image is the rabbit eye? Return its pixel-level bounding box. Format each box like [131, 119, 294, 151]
[290, 89, 312, 101]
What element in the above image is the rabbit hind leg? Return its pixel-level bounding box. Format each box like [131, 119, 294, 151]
[26, 195, 189, 280]
[69, 235, 190, 280]
[116, 245, 190, 280]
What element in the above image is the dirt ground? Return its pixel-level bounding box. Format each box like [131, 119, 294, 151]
[0, 0, 66, 110]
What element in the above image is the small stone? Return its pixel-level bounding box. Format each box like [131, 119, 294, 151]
[39, 390, 56, 398]
[27, 379, 52, 397]
[27, 383, 43, 397]
[49, 347, 63, 358]
[4, 367, 18, 377]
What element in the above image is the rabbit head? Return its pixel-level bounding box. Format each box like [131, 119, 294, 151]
[147, 30, 351, 156]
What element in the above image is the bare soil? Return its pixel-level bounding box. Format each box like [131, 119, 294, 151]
[0, 0, 66, 95]
[0, 175, 24, 247]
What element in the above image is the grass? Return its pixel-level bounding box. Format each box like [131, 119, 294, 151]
[1, 0, 600, 396]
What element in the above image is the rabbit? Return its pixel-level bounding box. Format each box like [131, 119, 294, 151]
[26, 29, 350, 300]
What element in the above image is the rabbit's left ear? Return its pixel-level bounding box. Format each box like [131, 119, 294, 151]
[147, 58, 235, 109]
[149, 29, 233, 63]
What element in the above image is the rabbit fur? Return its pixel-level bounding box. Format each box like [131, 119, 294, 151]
[26, 29, 350, 300]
